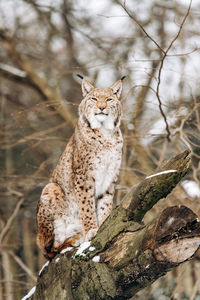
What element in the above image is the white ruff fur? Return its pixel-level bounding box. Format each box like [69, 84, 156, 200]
[88, 114, 115, 130]
[94, 148, 120, 197]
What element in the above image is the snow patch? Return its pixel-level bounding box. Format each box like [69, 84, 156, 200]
[60, 247, 73, 254]
[89, 246, 95, 251]
[75, 241, 91, 257]
[39, 261, 49, 275]
[55, 257, 60, 263]
[146, 170, 177, 179]
[21, 286, 36, 300]
[92, 256, 100, 263]
[181, 180, 200, 198]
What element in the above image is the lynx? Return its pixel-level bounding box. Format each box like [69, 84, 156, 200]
[37, 76, 124, 259]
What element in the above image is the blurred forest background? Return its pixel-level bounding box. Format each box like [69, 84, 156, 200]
[0, 0, 200, 299]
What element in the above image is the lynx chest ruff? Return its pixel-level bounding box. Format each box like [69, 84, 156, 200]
[93, 146, 121, 197]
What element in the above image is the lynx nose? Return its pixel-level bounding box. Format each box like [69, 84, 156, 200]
[97, 101, 107, 111]
[99, 107, 105, 112]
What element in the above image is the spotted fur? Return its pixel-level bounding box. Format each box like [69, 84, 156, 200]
[37, 78, 123, 259]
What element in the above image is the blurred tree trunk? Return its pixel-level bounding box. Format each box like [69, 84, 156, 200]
[30, 150, 200, 300]
[2, 251, 13, 300]
[23, 215, 36, 287]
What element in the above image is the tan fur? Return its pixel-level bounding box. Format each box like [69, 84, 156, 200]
[37, 78, 123, 259]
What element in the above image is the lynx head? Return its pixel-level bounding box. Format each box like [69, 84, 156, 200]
[78, 76, 125, 130]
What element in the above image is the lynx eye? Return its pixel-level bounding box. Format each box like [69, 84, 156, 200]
[106, 98, 112, 102]
[91, 97, 97, 101]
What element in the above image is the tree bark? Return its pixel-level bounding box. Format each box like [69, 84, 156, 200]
[30, 150, 200, 300]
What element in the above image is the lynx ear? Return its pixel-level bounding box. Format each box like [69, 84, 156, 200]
[81, 78, 94, 97]
[110, 80, 123, 99]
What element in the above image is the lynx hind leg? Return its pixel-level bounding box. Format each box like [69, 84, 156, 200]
[37, 183, 64, 259]
[97, 185, 114, 227]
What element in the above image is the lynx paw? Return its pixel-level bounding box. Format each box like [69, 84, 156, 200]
[85, 228, 98, 241]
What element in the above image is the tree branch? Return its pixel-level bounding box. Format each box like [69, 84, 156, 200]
[26, 149, 200, 300]
[0, 29, 76, 126]
[121, 1, 165, 54]
[155, 0, 192, 141]
[120, 0, 192, 141]
[0, 197, 24, 245]
[8, 251, 37, 282]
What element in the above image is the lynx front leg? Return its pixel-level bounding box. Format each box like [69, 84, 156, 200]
[97, 183, 115, 227]
[75, 180, 98, 241]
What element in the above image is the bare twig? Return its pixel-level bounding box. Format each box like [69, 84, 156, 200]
[121, 1, 165, 54]
[8, 250, 37, 282]
[172, 102, 200, 184]
[0, 198, 24, 244]
[0, 29, 76, 126]
[132, 61, 159, 127]
[121, 0, 192, 141]
[0, 280, 32, 286]
[189, 276, 200, 300]
[0, 122, 66, 150]
[155, 0, 192, 141]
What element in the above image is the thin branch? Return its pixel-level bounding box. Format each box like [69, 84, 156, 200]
[0, 279, 32, 286]
[122, 0, 165, 54]
[132, 60, 159, 127]
[0, 198, 24, 244]
[156, 0, 192, 141]
[172, 102, 200, 184]
[0, 29, 76, 126]
[165, 0, 192, 54]
[155, 59, 171, 141]
[0, 122, 66, 150]
[0, 63, 49, 98]
[189, 276, 200, 300]
[8, 250, 37, 282]
[167, 47, 199, 57]
[121, 0, 192, 141]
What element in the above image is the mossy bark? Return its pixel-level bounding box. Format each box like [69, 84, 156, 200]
[30, 150, 200, 300]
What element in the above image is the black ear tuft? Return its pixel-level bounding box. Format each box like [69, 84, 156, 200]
[121, 76, 126, 81]
[77, 74, 84, 80]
